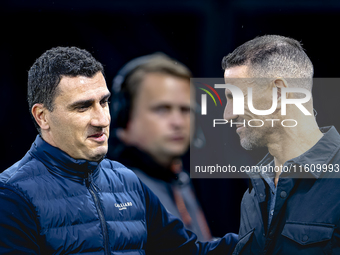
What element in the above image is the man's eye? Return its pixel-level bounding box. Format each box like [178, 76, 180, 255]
[76, 104, 90, 112]
[154, 106, 170, 114]
[226, 94, 233, 100]
[77, 106, 88, 112]
[101, 100, 110, 106]
[181, 107, 191, 114]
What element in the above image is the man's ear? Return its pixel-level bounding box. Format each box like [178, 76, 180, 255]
[271, 78, 288, 112]
[273, 78, 288, 99]
[31, 104, 50, 131]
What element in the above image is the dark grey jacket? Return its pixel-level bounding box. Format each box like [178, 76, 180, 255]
[233, 126, 340, 255]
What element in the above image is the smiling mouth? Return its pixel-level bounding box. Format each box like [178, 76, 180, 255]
[88, 132, 106, 142]
[235, 122, 246, 133]
[236, 126, 244, 132]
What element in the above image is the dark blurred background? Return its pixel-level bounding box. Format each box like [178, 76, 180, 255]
[2, 0, 340, 237]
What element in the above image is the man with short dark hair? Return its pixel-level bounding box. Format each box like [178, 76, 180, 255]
[108, 53, 212, 241]
[0, 47, 237, 254]
[221, 35, 340, 254]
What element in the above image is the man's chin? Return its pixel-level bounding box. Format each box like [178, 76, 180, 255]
[165, 147, 188, 158]
[240, 136, 266, 150]
[86, 154, 105, 162]
[86, 147, 108, 162]
[240, 141, 255, 150]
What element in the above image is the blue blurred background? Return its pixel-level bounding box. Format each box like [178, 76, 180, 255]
[2, 0, 340, 237]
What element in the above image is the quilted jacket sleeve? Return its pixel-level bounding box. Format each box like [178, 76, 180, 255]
[0, 183, 40, 255]
[141, 181, 238, 254]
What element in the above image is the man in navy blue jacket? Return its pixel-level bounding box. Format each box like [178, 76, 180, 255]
[221, 35, 340, 254]
[0, 46, 237, 254]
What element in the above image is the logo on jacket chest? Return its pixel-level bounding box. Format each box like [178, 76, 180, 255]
[115, 202, 133, 210]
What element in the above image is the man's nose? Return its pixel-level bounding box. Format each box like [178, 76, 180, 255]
[91, 105, 110, 127]
[170, 110, 187, 128]
[223, 102, 238, 121]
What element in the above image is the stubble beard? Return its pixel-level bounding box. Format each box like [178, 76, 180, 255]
[239, 127, 267, 151]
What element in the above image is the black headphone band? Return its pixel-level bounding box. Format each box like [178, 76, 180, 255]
[110, 52, 169, 130]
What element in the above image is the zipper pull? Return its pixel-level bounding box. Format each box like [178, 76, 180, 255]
[87, 172, 101, 192]
[91, 179, 101, 192]
[85, 171, 91, 188]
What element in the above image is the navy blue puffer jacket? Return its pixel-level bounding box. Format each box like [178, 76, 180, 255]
[0, 136, 237, 254]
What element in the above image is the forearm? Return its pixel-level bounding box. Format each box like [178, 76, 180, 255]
[141, 181, 238, 254]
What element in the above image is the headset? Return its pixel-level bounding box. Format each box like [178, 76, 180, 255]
[109, 52, 206, 149]
[110, 52, 169, 130]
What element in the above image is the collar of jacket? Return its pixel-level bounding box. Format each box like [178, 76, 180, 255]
[283, 126, 340, 178]
[248, 126, 340, 192]
[29, 135, 101, 183]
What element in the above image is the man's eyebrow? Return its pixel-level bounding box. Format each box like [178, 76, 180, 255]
[101, 92, 111, 101]
[68, 92, 111, 109]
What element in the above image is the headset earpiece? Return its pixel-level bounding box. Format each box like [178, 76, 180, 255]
[110, 52, 167, 130]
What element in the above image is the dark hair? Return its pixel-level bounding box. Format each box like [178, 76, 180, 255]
[27, 46, 104, 132]
[221, 35, 313, 80]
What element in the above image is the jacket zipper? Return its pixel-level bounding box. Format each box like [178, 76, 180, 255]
[86, 172, 110, 255]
